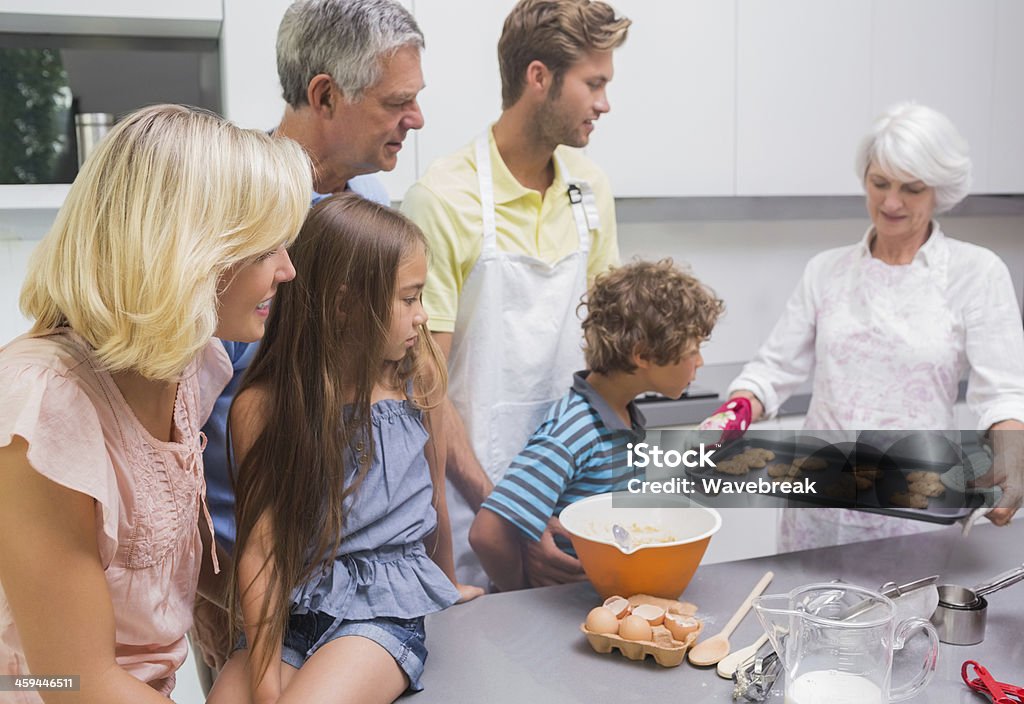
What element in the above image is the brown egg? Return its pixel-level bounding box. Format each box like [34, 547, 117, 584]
[584, 606, 620, 635]
[618, 614, 653, 642]
[664, 613, 700, 641]
[602, 595, 631, 619]
[631, 603, 665, 626]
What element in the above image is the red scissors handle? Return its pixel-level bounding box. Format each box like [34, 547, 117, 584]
[962, 660, 1024, 704]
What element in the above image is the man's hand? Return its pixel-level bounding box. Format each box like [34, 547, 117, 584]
[523, 517, 586, 587]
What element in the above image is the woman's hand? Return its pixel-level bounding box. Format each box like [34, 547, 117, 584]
[699, 395, 757, 445]
[977, 420, 1024, 525]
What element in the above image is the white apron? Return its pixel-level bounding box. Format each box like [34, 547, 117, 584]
[779, 234, 958, 551]
[447, 134, 596, 586]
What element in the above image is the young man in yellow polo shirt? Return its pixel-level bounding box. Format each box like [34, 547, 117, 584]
[401, 0, 630, 588]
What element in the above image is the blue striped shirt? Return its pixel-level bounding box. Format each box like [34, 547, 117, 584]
[482, 371, 646, 543]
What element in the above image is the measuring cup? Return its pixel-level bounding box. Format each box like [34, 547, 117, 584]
[932, 563, 1024, 645]
[938, 563, 1024, 607]
[753, 583, 939, 703]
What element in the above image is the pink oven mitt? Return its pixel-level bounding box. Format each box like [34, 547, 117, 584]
[699, 397, 752, 445]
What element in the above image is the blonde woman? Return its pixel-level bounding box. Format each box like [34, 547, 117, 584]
[0, 104, 311, 703]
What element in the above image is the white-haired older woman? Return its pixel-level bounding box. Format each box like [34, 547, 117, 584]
[723, 103, 1024, 551]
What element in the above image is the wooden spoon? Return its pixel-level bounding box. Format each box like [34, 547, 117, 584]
[687, 570, 774, 666]
[715, 632, 769, 678]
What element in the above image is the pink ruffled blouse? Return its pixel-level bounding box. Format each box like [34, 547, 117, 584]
[0, 330, 231, 701]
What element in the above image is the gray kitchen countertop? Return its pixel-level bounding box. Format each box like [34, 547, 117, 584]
[414, 521, 1024, 702]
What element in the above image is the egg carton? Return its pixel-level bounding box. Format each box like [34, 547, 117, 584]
[580, 594, 703, 668]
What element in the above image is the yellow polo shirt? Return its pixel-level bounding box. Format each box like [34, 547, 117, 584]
[400, 128, 620, 333]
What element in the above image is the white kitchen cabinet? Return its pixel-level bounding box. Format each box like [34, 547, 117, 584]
[585, 0, 735, 197]
[412, 0, 515, 184]
[0, 185, 70, 211]
[220, 0, 293, 131]
[989, 0, 1024, 193]
[257, 0, 1013, 200]
[735, 0, 871, 196]
[0, 0, 221, 38]
[870, 0, 997, 194]
[6, 2, 1021, 202]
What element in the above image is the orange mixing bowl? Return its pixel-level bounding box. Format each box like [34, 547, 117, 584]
[559, 492, 721, 599]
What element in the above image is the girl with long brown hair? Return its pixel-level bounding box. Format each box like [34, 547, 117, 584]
[207, 194, 481, 704]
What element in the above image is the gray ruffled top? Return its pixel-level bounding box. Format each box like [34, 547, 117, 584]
[290, 398, 459, 620]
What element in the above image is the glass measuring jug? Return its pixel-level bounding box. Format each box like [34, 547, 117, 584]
[752, 583, 938, 704]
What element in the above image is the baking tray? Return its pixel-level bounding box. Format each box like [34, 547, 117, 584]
[682, 434, 991, 524]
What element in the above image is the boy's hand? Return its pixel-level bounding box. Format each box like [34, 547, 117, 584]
[699, 397, 752, 445]
[455, 583, 485, 603]
[523, 517, 586, 587]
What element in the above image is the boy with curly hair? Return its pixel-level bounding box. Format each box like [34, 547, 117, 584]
[469, 259, 723, 590]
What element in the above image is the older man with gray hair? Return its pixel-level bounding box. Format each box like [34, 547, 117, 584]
[275, 0, 425, 201]
[192, 0, 427, 688]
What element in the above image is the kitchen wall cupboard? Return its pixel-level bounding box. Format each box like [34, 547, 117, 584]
[409, 0, 1018, 198]
[734, 0, 1016, 196]
[374, 0, 475, 197]
[0, 2, 222, 209]
[584, 0, 736, 197]
[219, 0, 293, 130]
[0, 185, 69, 211]
[0, 1, 221, 38]
[2, 0, 1019, 210]
[990, 0, 1024, 193]
[870, 0, 997, 194]
[735, 0, 871, 196]
[412, 0, 514, 185]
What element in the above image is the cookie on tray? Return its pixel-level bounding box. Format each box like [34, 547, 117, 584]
[854, 474, 875, 491]
[906, 470, 940, 484]
[823, 475, 856, 501]
[909, 480, 946, 498]
[793, 456, 828, 471]
[744, 454, 769, 469]
[715, 459, 749, 476]
[767, 463, 797, 479]
[853, 464, 881, 480]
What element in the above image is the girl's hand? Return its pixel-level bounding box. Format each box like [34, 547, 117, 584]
[455, 582, 485, 603]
